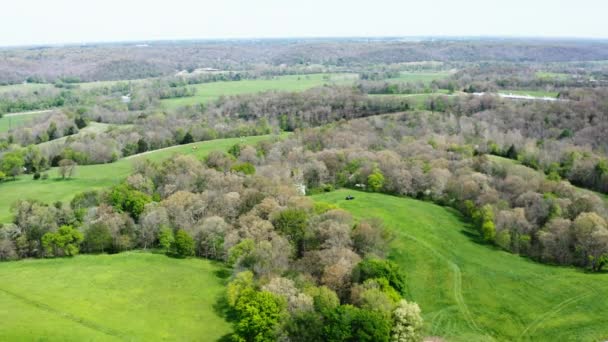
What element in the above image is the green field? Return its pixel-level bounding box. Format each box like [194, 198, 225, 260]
[0, 252, 231, 341]
[0, 111, 48, 133]
[0, 134, 279, 222]
[313, 189, 608, 341]
[161, 73, 358, 109]
[0, 83, 54, 94]
[386, 71, 451, 84]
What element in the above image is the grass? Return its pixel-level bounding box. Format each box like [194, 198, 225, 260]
[0, 252, 231, 341]
[535, 72, 570, 81]
[0, 83, 54, 94]
[0, 112, 47, 133]
[386, 71, 451, 84]
[500, 90, 559, 98]
[0, 134, 280, 223]
[313, 189, 608, 342]
[161, 73, 358, 109]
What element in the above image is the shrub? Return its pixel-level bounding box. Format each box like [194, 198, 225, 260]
[171, 229, 194, 257]
[352, 257, 407, 295]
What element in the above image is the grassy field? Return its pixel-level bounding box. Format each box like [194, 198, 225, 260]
[0, 111, 48, 133]
[0, 83, 54, 94]
[0, 252, 231, 341]
[161, 73, 357, 109]
[0, 134, 279, 222]
[500, 90, 559, 98]
[313, 189, 608, 342]
[386, 71, 451, 84]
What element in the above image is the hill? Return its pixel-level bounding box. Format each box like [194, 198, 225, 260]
[313, 189, 608, 341]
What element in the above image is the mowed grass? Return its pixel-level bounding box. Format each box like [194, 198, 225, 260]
[0, 134, 279, 222]
[313, 189, 608, 342]
[0, 252, 231, 341]
[161, 73, 358, 109]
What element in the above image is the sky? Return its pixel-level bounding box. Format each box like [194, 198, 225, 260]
[1, 0, 606, 46]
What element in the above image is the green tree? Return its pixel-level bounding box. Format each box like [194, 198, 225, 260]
[231, 162, 256, 175]
[271, 208, 309, 256]
[171, 229, 194, 257]
[84, 223, 113, 253]
[324, 305, 391, 342]
[0, 151, 25, 178]
[42, 225, 83, 257]
[352, 257, 407, 295]
[233, 290, 286, 342]
[110, 184, 152, 220]
[367, 168, 385, 192]
[158, 227, 174, 253]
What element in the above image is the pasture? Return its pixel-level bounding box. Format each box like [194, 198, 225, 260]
[386, 71, 451, 84]
[0, 111, 48, 133]
[0, 134, 279, 222]
[0, 252, 231, 341]
[161, 73, 358, 108]
[313, 189, 608, 341]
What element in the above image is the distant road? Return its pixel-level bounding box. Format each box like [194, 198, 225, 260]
[3, 109, 54, 117]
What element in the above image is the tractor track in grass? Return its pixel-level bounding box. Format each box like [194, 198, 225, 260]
[517, 290, 594, 341]
[395, 230, 494, 340]
[0, 287, 125, 340]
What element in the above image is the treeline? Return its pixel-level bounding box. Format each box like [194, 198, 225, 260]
[0, 149, 425, 341]
[2, 39, 608, 84]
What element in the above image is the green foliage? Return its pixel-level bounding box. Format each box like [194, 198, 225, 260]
[83, 223, 113, 253]
[352, 257, 407, 295]
[324, 305, 391, 342]
[228, 239, 256, 267]
[285, 310, 324, 342]
[313, 201, 339, 215]
[227, 271, 255, 307]
[41, 225, 84, 257]
[0, 151, 24, 178]
[0, 171, 6, 182]
[109, 183, 152, 220]
[271, 208, 308, 255]
[158, 226, 174, 253]
[305, 285, 340, 313]
[231, 162, 256, 175]
[233, 289, 286, 342]
[228, 143, 242, 158]
[171, 229, 194, 257]
[367, 168, 386, 192]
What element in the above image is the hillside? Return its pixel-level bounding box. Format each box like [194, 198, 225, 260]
[0, 134, 279, 222]
[313, 189, 608, 341]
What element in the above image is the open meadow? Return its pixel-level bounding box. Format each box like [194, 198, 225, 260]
[313, 189, 608, 342]
[0, 252, 231, 341]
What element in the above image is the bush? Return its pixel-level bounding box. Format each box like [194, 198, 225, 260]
[33, 172, 41, 180]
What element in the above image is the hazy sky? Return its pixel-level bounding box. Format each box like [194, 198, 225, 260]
[1, 0, 606, 46]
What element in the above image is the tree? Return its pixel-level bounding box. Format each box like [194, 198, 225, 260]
[368, 168, 385, 192]
[181, 132, 194, 144]
[233, 289, 286, 342]
[158, 226, 174, 253]
[391, 300, 424, 342]
[58, 159, 77, 179]
[109, 184, 152, 220]
[0, 151, 24, 178]
[352, 257, 407, 295]
[231, 162, 256, 175]
[271, 208, 309, 256]
[84, 222, 113, 253]
[41, 225, 83, 257]
[171, 229, 194, 257]
[324, 305, 391, 342]
[572, 212, 608, 271]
